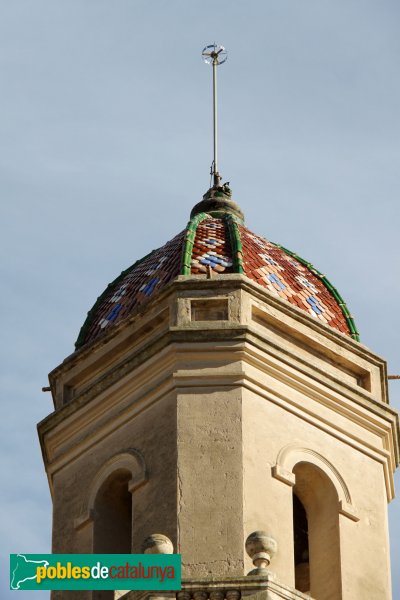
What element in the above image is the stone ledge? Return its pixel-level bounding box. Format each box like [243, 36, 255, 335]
[116, 575, 314, 600]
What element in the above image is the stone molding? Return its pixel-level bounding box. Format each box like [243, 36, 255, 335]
[40, 338, 398, 502]
[271, 444, 359, 521]
[74, 449, 148, 530]
[47, 276, 388, 388]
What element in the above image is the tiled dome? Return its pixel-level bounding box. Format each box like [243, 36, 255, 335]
[76, 188, 358, 349]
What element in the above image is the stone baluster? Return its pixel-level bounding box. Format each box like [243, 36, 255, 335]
[177, 593, 191, 600]
[225, 590, 241, 600]
[192, 591, 208, 600]
[142, 533, 174, 554]
[245, 531, 278, 575]
[209, 591, 225, 600]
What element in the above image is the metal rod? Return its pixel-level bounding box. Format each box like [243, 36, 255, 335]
[202, 44, 227, 187]
[213, 56, 218, 186]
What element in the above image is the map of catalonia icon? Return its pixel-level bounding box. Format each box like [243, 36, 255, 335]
[10, 554, 49, 590]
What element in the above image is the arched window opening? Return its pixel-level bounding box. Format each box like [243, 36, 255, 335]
[293, 493, 310, 593]
[92, 468, 132, 600]
[293, 462, 342, 600]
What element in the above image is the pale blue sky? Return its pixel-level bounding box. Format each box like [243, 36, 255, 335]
[1, 1, 399, 597]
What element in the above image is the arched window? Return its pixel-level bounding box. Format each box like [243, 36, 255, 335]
[293, 462, 342, 600]
[92, 469, 133, 600]
[293, 492, 310, 593]
[74, 450, 148, 600]
[93, 468, 132, 553]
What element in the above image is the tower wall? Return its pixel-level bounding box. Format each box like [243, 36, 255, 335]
[177, 386, 244, 576]
[242, 386, 393, 597]
[50, 393, 178, 555]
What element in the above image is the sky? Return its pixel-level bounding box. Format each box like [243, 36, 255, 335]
[1, 0, 399, 597]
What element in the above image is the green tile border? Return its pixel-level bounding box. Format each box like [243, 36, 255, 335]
[273, 243, 360, 341]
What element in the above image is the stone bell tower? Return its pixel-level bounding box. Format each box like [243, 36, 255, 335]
[39, 43, 399, 600]
[39, 181, 399, 600]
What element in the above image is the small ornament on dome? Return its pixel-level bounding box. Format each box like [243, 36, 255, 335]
[222, 181, 232, 196]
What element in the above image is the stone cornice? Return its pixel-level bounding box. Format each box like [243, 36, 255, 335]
[39, 341, 398, 502]
[48, 275, 386, 382]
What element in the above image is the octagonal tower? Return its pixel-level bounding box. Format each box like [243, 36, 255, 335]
[39, 185, 399, 600]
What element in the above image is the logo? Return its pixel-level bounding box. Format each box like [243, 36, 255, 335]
[10, 554, 181, 591]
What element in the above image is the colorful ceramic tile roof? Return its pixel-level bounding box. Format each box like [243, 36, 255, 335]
[76, 211, 358, 349]
[76, 230, 185, 348]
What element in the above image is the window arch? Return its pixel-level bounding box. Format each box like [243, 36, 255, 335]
[74, 450, 148, 600]
[293, 462, 342, 600]
[92, 469, 132, 600]
[75, 449, 148, 531]
[272, 445, 359, 599]
[93, 468, 133, 553]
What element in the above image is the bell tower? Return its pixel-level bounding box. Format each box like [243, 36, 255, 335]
[38, 46, 399, 600]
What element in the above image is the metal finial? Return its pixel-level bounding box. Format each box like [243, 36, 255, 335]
[202, 43, 228, 188]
